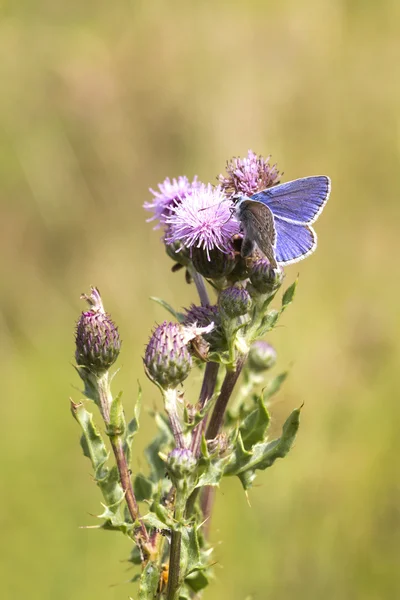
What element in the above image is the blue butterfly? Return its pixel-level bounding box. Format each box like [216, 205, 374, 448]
[234, 176, 331, 268]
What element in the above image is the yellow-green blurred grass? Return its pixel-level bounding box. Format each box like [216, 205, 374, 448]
[1, 1, 400, 598]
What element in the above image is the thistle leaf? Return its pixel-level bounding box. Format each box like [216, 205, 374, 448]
[224, 407, 301, 490]
[239, 394, 270, 450]
[150, 296, 185, 322]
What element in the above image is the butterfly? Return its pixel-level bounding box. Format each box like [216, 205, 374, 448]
[234, 176, 331, 268]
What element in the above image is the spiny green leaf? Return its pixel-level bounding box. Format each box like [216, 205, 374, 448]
[196, 455, 230, 488]
[224, 407, 301, 489]
[262, 371, 288, 401]
[138, 560, 160, 600]
[123, 384, 141, 462]
[281, 279, 298, 311]
[150, 296, 185, 322]
[107, 391, 126, 437]
[133, 473, 154, 502]
[239, 395, 270, 450]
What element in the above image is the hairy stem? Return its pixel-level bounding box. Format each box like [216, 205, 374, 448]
[110, 436, 149, 543]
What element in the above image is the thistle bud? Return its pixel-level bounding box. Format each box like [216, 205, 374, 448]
[183, 304, 227, 353]
[249, 259, 284, 295]
[144, 322, 192, 390]
[219, 286, 252, 318]
[191, 247, 236, 280]
[75, 287, 121, 376]
[167, 447, 196, 480]
[248, 340, 277, 372]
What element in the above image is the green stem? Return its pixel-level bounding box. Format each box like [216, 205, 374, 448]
[166, 489, 186, 600]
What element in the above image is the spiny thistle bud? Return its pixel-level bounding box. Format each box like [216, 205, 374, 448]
[191, 246, 236, 280]
[144, 322, 192, 390]
[167, 447, 196, 480]
[248, 340, 277, 372]
[249, 259, 284, 295]
[183, 304, 227, 353]
[75, 287, 121, 376]
[219, 286, 252, 318]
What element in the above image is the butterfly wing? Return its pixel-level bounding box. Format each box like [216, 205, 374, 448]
[237, 200, 277, 267]
[251, 176, 330, 224]
[274, 217, 317, 264]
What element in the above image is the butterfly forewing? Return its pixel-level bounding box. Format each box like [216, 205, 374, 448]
[251, 176, 330, 225]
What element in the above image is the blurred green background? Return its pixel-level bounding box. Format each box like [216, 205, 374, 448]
[1, 1, 400, 598]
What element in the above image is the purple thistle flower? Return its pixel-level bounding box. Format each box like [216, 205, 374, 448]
[219, 150, 281, 197]
[144, 175, 201, 229]
[166, 184, 240, 260]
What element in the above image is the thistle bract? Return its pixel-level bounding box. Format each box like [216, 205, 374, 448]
[75, 289, 121, 375]
[249, 259, 284, 295]
[144, 321, 192, 390]
[219, 286, 252, 318]
[167, 447, 197, 480]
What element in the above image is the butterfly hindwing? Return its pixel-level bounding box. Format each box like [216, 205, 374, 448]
[237, 200, 277, 268]
[251, 176, 330, 225]
[274, 217, 317, 264]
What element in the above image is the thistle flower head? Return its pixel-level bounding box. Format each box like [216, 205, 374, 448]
[144, 321, 192, 390]
[144, 175, 201, 228]
[75, 287, 121, 375]
[166, 184, 240, 260]
[248, 340, 277, 372]
[219, 150, 281, 197]
[219, 286, 252, 319]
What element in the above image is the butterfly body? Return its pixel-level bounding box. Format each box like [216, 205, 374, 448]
[234, 175, 330, 266]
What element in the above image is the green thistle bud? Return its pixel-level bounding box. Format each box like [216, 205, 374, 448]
[249, 259, 284, 295]
[219, 286, 252, 318]
[167, 447, 196, 480]
[248, 340, 277, 372]
[75, 287, 121, 376]
[191, 247, 236, 280]
[144, 321, 192, 390]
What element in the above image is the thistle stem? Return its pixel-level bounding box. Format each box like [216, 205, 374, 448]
[190, 361, 219, 456]
[190, 267, 210, 306]
[165, 388, 186, 448]
[206, 352, 247, 440]
[166, 489, 186, 600]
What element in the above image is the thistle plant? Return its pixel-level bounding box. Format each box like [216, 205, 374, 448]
[71, 150, 330, 599]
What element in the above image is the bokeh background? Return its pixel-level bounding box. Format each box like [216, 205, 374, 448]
[1, 1, 400, 598]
